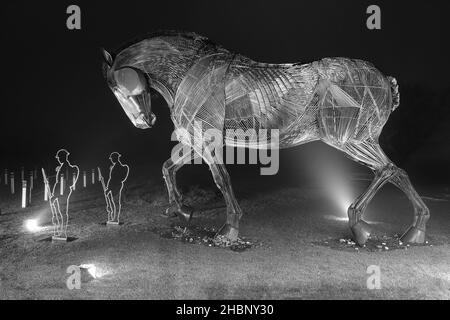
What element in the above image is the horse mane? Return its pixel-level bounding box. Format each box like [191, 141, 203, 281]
[111, 30, 222, 58]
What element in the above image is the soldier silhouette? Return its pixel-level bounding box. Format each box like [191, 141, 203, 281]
[104, 152, 129, 223]
[50, 149, 79, 239]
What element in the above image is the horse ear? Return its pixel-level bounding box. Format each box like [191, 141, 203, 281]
[102, 48, 113, 66]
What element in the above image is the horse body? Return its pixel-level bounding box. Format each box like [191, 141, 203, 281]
[103, 31, 429, 245]
[222, 56, 393, 150]
[223, 57, 319, 148]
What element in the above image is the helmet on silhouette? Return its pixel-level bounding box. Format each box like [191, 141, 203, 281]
[56, 149, 70, 162]
[109, 152, 121, 163]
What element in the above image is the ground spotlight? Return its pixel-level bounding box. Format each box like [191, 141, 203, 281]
[25, 219, 41, 232]
[80, 264, 97, 278]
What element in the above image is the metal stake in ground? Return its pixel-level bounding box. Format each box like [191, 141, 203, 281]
[21, 180, 27, 208]
[10, 172, 14, 194]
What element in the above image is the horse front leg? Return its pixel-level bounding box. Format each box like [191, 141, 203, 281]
[206, 160, 243, 241]
[162, 151, 196, 221]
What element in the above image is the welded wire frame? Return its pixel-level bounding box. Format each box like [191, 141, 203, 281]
[104, 31, 428, 245]
[111, 32, 394, 150]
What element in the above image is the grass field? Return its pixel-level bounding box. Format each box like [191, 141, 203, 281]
[0, 165, 449, 299]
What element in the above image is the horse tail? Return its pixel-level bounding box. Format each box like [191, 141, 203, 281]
[388, 76, 400, 111]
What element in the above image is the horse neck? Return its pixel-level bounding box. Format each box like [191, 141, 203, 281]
[151, 57, 192, 90]
[115, 38, 198, 105]
[147, 52, 200, 109]
[120, 37, 235, 113]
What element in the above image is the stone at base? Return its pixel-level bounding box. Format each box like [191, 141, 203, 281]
[400, 226, 425, 244]
[107, 220, 121, 225]
[216, 223, 239, 242]
[52, 236, 67, 242]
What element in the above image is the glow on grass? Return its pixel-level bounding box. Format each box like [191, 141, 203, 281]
[325, 173, 353, 220]
[79, 264, 111, 279]
[297, 143, 359, 222]
[24, 208, 54, 233]
[311, 146, 355, 220]
[324, 215, 349, 222]
[25, 219, 42, 232]
[80, 264, 97, 279]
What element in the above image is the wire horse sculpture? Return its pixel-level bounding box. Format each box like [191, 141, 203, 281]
[102, 31, 429, 245]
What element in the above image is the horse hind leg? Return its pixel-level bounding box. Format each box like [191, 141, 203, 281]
[342, 140, 430, 244]
[347, 165, 395, 245]
[390, 169, 430, 243]
[344, 141, 394, 244]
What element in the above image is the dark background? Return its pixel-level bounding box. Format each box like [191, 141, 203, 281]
[1, 0, 449, 184]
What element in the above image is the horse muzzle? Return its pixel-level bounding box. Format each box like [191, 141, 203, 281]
[136, 112, 156, 129]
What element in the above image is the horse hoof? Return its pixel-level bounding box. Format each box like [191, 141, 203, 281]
[400, 226, 425, 244]
[176, 205, 193, 223]
[163, 204, 178, 218]
[216, 223, 239, 242]
[350, 220, 372, 245]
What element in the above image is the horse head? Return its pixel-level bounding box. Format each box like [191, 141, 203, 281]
[102, 48, 156, 129]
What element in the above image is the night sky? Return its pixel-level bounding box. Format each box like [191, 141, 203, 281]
[1, 1, 449, 179]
